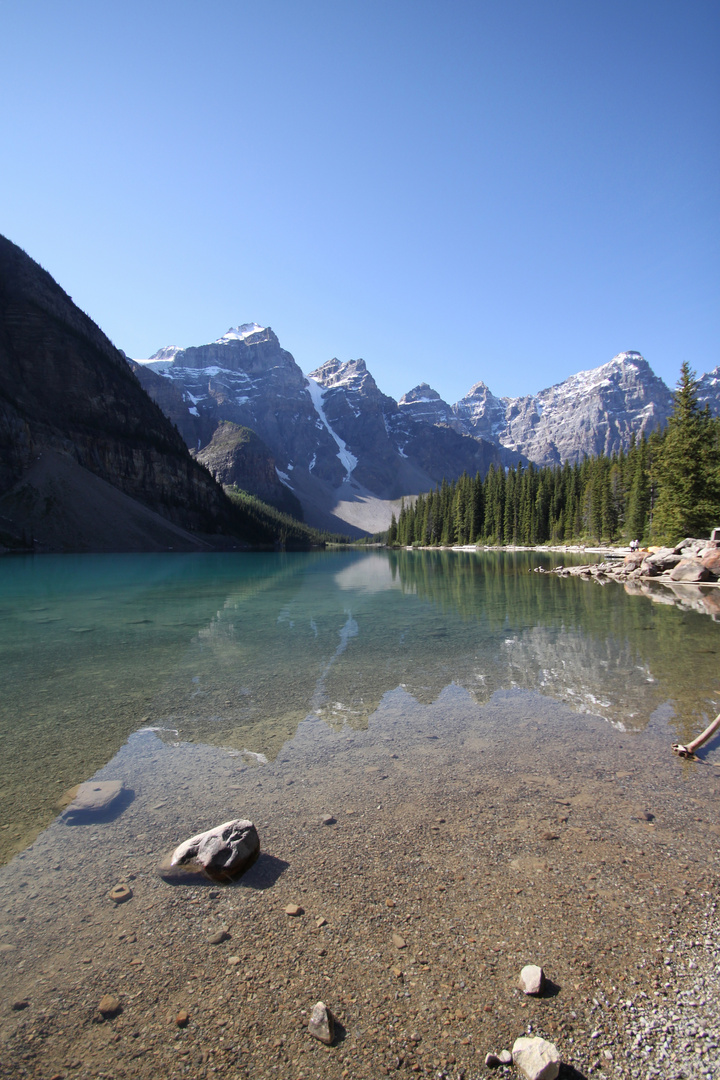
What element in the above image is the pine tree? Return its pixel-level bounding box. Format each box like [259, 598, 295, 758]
[653, 363, 720, 542]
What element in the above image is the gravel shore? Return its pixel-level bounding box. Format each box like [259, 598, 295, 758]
[1, 689, 718, 1080]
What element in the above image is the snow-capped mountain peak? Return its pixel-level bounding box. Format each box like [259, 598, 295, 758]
[217, 323, 266, 343]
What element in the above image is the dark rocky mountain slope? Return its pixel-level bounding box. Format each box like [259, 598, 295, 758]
[195, 422, 303, 519]
[0, 236, 267, 552]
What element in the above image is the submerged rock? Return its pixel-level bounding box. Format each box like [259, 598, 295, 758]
[61, 780, 123, 820]
[512, 1036, 561, 1080]
[163, 819, 260, 883]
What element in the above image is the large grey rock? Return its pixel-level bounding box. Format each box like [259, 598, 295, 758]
[669, 558, 711, 583]
[700, 548, 720, 578]
[170, 819, 259, 882]
[512, 1036, 561, 1080]
[644, 548, 683, 571]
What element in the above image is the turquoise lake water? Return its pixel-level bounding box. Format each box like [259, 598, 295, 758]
[1, 549, 718, 862]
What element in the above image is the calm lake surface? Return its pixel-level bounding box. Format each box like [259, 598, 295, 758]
[1, 549, 719, 862]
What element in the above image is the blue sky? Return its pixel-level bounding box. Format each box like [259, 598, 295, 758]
[1, 0, 717, 403]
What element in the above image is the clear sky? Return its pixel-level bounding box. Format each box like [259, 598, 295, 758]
[1, 0, 717, 404]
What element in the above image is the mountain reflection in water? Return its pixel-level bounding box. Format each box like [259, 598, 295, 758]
[1, 549, 718, 863]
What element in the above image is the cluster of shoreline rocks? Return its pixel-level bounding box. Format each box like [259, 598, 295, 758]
[545, 537, 720, 587]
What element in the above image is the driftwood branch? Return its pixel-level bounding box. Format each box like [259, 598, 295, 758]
[672, 712, 720, 759]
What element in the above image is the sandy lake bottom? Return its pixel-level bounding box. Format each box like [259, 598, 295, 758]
[1, 684, 719, 1080]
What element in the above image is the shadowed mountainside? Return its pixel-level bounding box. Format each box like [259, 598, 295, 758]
[0, 236, 304, 552]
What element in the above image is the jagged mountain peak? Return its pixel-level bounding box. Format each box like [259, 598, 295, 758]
[308, 357, 376, 393]
[398, 383, 444, 404]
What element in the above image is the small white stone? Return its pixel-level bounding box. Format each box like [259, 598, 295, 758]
[520, 963, 544, 995]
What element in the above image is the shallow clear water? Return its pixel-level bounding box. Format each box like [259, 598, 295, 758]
[1, 549, 719, 862]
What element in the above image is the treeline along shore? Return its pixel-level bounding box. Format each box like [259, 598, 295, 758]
[389, 363, 720, 550]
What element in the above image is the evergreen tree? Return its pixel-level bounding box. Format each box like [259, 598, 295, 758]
[625, 434, 650, 542]
[653, 363, 720, 542]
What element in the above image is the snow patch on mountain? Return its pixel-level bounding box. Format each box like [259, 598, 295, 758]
[217, 323, 266, 343]
[305, 376, 358, 482]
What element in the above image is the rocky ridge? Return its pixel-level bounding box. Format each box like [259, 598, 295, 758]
[448, 351, 677, 466]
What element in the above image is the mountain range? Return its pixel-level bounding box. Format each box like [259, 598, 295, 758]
[133, 327, 719, 535]
[2, 231, 718, 549]
[130, 326, 520, 536]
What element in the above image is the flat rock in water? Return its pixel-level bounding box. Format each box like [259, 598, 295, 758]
[62, 780, 123, 819]
[512, 1036, 561, 1080]
[307, 1000, 335, 1044]
[519, 963, 544, 994]
[163, 819, 259, 883]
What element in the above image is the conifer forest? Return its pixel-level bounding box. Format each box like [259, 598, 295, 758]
[389, 365, 720, 548]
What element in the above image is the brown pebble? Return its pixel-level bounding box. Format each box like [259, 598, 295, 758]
[385, 899, 396, 908]
[392, 933, 407, 949]
[176, 1009, 190, 1027]
[316, 916, 327, 927]
[97, 994, 120, 1018]
[285, 904, 304, 916]
[109, 883, 133, 904]
[11, 1000, 29, 1011]
[208, 929, 229, 944]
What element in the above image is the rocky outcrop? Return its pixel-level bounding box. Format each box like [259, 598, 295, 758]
[195, 421, 303, 518]
[0, 235, 240, 551]
[452, 381, 508, 442]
